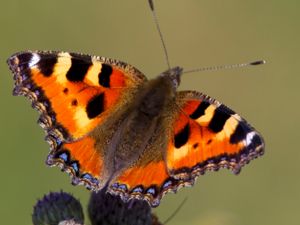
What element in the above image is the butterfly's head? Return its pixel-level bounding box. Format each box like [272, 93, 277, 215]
[160, 66, 183, 90]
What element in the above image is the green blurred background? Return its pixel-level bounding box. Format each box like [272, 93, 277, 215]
[0, 0, 299, 224]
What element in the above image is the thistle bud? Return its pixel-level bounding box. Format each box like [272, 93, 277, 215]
[32, 191, 84, 225]
[88, 190, 154, 225]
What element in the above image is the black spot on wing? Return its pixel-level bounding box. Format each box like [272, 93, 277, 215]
[218, 104, 235, 115]
[98, 64, 113, 87]
[71, 99, 78, 106]
[208, 106, 231, 133]
[174, 123, 190, 148]
[86, 93, 105, 119]
[38, 54, 58, 76]
[16, 52, 33, 70]
[66, 53, 92, 82]
[190, 101, 210, 119]
[63, 88, 69, 94]
[230, 122, 252, 144]
[193, 143, 199, 149]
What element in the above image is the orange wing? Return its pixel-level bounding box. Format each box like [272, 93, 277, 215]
[166, 91, 265, 180]
[7, 51, 147, 190]
[8, 51, 146, 142]
[47, 136, 104, 190]
[108, 148, 187, 207]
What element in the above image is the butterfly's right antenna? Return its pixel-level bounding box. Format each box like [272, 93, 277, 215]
[183, 60, 266, 74]
[148, 0, 171, 69]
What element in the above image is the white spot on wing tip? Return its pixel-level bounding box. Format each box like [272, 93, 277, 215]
[28, 53, 40, 68]
[246, 131, 256, 146]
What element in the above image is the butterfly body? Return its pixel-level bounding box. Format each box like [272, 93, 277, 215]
[93, 72, 179, 187]
[7, 51, 264, 207]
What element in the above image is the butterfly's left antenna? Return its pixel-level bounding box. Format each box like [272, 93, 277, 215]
[148, 0, 171, 69]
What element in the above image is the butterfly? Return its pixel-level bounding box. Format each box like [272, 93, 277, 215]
[7, 50, 264, 207]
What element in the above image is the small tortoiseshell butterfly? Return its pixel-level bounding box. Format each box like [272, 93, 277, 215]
[7, 1, 264, 207]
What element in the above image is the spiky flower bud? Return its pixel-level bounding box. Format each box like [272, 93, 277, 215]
[32, 191, 84, 225]
[88, 190, 154, 225]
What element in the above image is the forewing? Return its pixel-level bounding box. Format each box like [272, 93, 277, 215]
[7, 51, 146, 143]
[166, 91, 264, 179]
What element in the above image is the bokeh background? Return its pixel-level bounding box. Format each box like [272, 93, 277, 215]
[0, 0, 299, 224]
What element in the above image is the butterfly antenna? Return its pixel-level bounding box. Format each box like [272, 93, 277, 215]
[183, 60, 266, 74]
[163, 197, 188, 225]
[148, 0, 171, 69]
